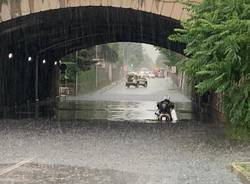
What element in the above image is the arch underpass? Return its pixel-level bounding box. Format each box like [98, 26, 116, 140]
[0, 0, 188, 113]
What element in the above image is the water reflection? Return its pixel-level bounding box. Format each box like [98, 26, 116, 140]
[57, 100, 195, 122]
[1, 99, 199, 123]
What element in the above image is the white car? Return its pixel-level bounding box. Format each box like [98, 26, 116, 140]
[138, 76, 148, 87]
[148, 73, 155, 78]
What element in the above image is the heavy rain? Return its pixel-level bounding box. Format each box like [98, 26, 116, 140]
[0, 0, 250, 184]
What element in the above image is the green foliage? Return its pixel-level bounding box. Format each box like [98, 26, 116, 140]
[170, 0, 250, 131]
[78, 66, 97, 94]
[98, 44, 119, 63]
[61, 55, 79, 82]
[104, 43, 145, 69]
[76, 48, 96, 71]
[0, 0, 8, 5]
[156, 48, 185, 67]
[62, 44, 119, 82]
[117, 43, 144, 69]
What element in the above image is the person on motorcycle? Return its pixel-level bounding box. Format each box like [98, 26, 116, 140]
[155, 96, 175, 116]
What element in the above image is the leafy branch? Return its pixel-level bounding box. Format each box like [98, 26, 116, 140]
[170, 0, 250, 131]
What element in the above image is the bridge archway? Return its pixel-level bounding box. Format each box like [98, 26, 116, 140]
[0, 2, 186, 111]
[0, 6, 185, 60]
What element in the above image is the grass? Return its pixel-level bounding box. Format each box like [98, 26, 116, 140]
[235, 163, 250, 179]
[225, 125, 250, 141]
[239, 163, 250, 177]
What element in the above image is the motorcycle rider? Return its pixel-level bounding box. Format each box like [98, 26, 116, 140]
[155, 96, 175, 118]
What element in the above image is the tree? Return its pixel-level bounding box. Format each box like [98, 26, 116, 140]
[118, 43, 144, 69]
[0, 0, 8, 5]
[156, 48, 184, 67]
[62, 44, 120, 81]
[170, 0, 250, 132]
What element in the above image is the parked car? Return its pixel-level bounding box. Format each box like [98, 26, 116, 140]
[125, 73, 139, 88]
[138, 76, 148, 87]
[148, 72, 155, 79]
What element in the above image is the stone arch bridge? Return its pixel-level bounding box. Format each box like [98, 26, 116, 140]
[0, 0, 190, 113]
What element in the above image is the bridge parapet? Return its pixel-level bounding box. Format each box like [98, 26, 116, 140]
[0, 0, 190, 23]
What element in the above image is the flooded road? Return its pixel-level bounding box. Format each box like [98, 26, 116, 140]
[58, 78, 194, 121]
[57, 100, 194, 122]
[0, 78, 249, 184]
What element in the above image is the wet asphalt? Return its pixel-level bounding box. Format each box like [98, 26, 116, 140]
[0, 78, 250, 184]
[60, 78, 192, 121]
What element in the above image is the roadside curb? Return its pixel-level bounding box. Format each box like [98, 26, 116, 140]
[231, 162, 250, 184]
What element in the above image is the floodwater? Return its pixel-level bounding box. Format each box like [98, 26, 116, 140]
[57, 100, 194, 122]
[0, 78, 249, 184]
[4, 78, 197, 122]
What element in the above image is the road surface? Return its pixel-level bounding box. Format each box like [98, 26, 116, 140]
[0, 77, 249, 184]
[60, 78, 193, 121]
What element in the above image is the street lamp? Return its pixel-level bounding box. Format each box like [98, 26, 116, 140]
[28, 56, 32, 62]
[42, 59, 46, 64]
[8, 53, 13, 59]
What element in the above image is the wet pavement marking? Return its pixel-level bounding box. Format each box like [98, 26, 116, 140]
[0, 157, 35, 176]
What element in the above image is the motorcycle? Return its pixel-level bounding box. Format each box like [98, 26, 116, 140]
[155, 102, 178, 122]
[158, 112, 172, 122]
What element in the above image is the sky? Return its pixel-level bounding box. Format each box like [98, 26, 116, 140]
[142, 43, 160, 63]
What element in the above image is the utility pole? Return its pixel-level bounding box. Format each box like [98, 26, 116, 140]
[95, 45, 98, 88]
[35, 55, 39, 119]
[75, 51, 78, 96]
[123, 44, 126, 76]
[92, 45, 105, 88]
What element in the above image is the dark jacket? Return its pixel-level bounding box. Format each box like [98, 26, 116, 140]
[157, 99, 174, 114]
